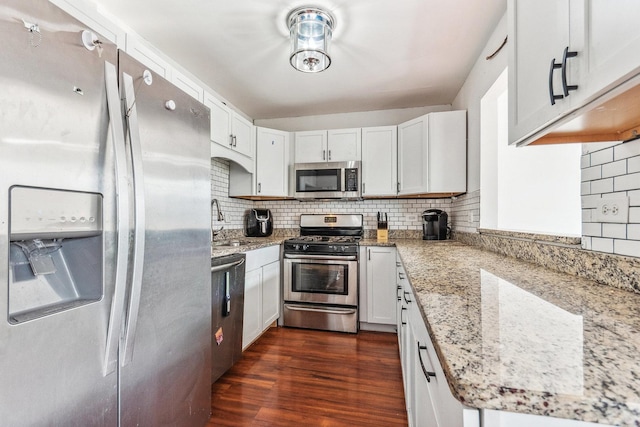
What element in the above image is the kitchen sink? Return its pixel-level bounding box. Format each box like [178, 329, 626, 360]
[211, 240, 252, 247]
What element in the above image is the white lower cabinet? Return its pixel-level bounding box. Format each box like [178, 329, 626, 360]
[397, 258, 479, 427]
[359, 246, 397, 332]
[242, 245, 280, 350]
[396, 257, 608, 427]
[261, 260, 280, 330]
[365, 246, 397, 325]
[411, 302, 479, 427]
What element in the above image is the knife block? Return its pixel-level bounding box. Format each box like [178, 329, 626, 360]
[376, 226, 388, 242]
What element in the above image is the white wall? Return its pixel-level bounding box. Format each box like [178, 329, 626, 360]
[483, 83, 582, 235]
[452, 13, 509, 193]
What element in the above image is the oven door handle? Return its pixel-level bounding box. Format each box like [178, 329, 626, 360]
[284, 254, 357, 261]
[285, 304, 357, 315]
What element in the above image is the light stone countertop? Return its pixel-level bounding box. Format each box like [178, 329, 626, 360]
[210, 236, 283, 258]
[389, 239, 640, 426]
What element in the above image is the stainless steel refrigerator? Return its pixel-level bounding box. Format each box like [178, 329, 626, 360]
[0, 1, 212, 425]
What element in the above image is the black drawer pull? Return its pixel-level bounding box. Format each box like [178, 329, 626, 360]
[548, 58, 564, 105]
[403, 291, 412, 304]
[417, 342, 436, 382]
[561, 46, 579, 96]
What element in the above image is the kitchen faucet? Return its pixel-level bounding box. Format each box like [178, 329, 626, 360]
[211, 198, 224, 239]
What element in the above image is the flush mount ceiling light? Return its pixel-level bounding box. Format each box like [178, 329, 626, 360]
[287, 6, 336, 73]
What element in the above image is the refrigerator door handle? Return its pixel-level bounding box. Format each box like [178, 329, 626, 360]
[121, 72, 147, 367]
[103, 61, 131, 376]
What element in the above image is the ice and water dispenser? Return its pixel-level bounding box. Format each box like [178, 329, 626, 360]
[8, 187, 103, 324]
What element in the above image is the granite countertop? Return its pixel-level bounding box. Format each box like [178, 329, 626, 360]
[210, 236, 283, 257]
[392, 239, 640, 426]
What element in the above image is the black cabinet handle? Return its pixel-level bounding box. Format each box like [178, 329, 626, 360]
[403, 291, 412, 304]
[548, 58, 564, 105]
[561, 46, 579, 96]
[401, 307, 407, 325]
[417, 342, 436, 382]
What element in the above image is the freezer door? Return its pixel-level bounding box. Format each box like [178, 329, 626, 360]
[117, 51, 212, 426]
[0, 0, 120, 425]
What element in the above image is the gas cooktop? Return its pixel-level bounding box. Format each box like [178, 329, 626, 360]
[285, 235, 361, 244]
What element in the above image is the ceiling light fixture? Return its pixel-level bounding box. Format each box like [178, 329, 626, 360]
[287, 6, 335, 73]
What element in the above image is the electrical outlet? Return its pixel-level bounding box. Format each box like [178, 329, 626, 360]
[594, 197, 629, 223]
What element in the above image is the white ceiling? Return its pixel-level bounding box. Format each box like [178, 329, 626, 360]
[96, 0, 506, 120]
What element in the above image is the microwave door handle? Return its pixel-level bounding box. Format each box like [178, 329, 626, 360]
[102, 61, 131, 376]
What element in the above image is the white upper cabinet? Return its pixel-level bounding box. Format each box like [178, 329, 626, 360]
[204, 92, 254, 172]
[361, 126, 398, 197]
[125, 34, 172, 80]
[508, 0, 575, 145]
[171, 69, 204, 102]
[327, 128, 362, 162]
[255, 127, 290, 197]
[294, 130, 326, 163]
[509, 0, 640, 146]
[578, 1, 640, 101]
[49, 0, 126, 48]
[398, 111, 466, 196]
[294, 128, 362, 163]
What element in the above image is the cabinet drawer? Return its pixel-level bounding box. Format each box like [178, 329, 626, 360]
[245, 245, 280, 271]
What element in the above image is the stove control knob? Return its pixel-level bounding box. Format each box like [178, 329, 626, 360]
[293, 244, 301, 251]
[303, 244, 310, 251]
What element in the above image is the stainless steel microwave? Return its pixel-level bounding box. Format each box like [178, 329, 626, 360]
[294, 161, 361, 200]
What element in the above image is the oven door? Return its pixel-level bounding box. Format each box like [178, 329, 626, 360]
[283, 254, 358, 306]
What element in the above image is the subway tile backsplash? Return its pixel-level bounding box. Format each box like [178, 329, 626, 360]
[210, 158, 477, 236]
[581, 139, 640, 257]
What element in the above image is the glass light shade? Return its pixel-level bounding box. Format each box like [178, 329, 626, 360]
[287, 7, 335, 73]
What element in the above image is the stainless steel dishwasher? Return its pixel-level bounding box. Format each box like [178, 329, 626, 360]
[210, 253, 246, 383]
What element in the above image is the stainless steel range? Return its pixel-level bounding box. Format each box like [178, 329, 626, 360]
[282, 214, 363, 333]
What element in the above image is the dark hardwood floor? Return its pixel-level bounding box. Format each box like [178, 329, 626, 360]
[209, 327, 408, 426]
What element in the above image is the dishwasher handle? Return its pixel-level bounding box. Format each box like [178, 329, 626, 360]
[210, 257, 245, 273]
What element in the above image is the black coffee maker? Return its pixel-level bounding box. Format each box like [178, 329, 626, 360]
[422, 209, 448, 240]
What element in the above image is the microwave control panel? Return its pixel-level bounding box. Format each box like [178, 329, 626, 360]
[345, 168, 358, 192]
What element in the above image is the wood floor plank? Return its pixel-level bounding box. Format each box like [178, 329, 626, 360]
[209, 327, 408, 426]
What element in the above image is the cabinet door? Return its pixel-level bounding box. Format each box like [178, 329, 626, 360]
[256, 128, 289, 197]
[125, 34, 172, 80]
[231, 113, 254, 158]
[205, 95, 232, 148]
[366, 247, 397, 325]
[580, 0, 640, 102]
[428, 111, 466, 193]
[362, 126, 397, 197]
[261, 261, 281, 330]
[402, 297, 416, 424]
[294, 130, 327, 163]
[327, 128, 362, 161]
[398, 116, 428, 195]
[171, 69, 204, 102]
[242, 268, 262, 350]
[50, 0, 126, 48]
[508, 0, 573, 145]
[411, 314, 441, 427]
